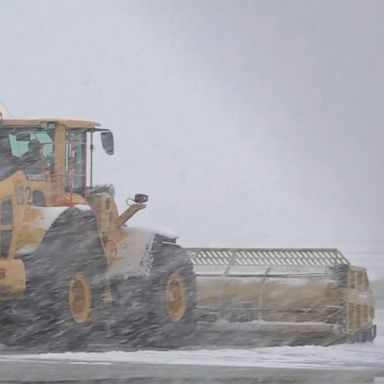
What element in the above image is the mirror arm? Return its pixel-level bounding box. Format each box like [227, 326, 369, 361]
[117, 203, 146, 227]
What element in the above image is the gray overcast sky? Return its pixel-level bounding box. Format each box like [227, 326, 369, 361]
[1, 0, 384, 257]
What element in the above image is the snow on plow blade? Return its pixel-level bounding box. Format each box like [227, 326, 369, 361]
[186, 248, 376, 346]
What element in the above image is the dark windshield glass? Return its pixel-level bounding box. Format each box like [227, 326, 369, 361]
[0, 127, 54, 180]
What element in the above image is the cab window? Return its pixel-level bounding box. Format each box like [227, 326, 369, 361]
[8, 130, 54, 174]
[65, 130, 86, 196]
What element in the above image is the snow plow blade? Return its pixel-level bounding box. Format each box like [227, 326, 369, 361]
[186, 248, 376, 347]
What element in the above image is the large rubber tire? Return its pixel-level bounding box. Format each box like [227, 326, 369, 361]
[110, 243, 196, 349]
[109, 275, 152, 347]
[146, 244, 197, 348]
[5, 208, 108, 352]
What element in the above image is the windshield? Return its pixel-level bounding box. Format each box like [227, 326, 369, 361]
[9, 131, 53, 159]
[0, 127, 54, 180]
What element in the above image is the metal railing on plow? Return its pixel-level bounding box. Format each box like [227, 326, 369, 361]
[185, 248, 350, 277]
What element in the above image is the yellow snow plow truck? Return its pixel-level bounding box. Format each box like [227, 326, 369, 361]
[0, 116, 376, 350]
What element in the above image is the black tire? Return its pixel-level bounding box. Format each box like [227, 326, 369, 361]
[110, 243, 197, 348]
[145, 244, 197, 348]
[5, 208, 108, 352]
[109, 275, 152, 347]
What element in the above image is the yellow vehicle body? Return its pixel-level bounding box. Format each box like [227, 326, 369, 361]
[0, 119, 145, 294]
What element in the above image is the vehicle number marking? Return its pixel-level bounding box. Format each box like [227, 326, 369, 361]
[15, 186, 33, 205]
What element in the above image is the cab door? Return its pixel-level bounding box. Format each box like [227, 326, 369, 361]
[64, 130, 87, 198]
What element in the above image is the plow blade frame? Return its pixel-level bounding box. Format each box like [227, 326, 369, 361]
[185, 248, 376, 346]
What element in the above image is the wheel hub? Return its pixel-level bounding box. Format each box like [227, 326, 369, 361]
[68, 272, 92, 324]
[165, 272, 187, 321]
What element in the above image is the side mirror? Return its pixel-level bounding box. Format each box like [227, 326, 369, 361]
[134, 193, 149, 204]
[101, 131, 114, 155]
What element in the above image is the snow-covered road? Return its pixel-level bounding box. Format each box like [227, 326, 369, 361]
[6, 327, 383, 371]
[0, 342, 381, 383]
[0, 311, 381, 383]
